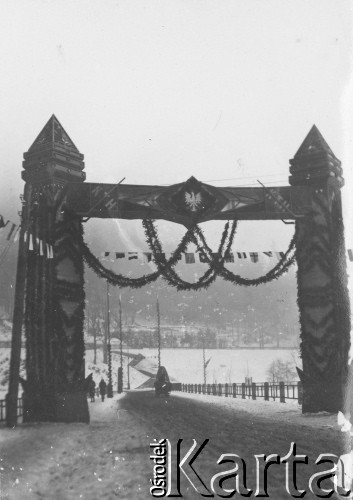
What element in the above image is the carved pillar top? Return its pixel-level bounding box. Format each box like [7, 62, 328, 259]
[22, 114, 85, 186]
[289, 125, 343, 188]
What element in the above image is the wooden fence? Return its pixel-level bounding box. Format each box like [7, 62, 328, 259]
[178, 382, 303, 405]
[0, 397, 23, 423]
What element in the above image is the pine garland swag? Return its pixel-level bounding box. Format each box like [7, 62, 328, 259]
[81, 219, 296, 290]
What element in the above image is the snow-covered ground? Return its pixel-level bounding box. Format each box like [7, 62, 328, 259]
[127, 347, 301, 384]
[173, 391, 337, 430]
[0, 390, 348, 499]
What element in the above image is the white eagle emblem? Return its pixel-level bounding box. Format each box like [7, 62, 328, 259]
[185, 191, 202, 211]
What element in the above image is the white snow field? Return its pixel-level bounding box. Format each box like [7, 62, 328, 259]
[0, 390, 349, 499]
[0, 347, 300, 400]
[84, 347, 301, 390]
[131, 347, 301, 384]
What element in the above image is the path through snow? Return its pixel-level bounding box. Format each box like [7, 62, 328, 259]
[0, 391, 349, 499]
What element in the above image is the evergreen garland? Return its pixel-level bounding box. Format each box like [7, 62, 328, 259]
[193, 222, 296, 286]
[141, 219, 237, 290]
[81, 219, 296, 290]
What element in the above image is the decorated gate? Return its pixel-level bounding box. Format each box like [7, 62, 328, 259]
[6, 116, 351, 425]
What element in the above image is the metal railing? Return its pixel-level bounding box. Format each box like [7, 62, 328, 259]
[178, 381, 302, 405]
[0, 397, 23, 423]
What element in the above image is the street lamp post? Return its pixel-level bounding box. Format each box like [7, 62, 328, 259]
[118, 294, 123, 393]
[202, 334, 207, 385]
[106, 281, 113, 398]
[127, 329, 131, 390]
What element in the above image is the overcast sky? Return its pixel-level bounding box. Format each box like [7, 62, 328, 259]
[0, 0, 352, 251]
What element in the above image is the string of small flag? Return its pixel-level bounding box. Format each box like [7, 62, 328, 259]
[1, 212, 353, 264]
[101, 249, 353, 264]
[0, 215, 18, 241]
[22, 242, 353, 263]
[24, 232, 54, 259]
[102, 251, 274, 263]
[0, 216, 21, 267]
[0, 214, 54, 260]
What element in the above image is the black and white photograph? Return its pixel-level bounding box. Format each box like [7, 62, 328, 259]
[0, 0, 353, 498]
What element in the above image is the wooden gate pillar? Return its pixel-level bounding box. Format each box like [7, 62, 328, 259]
[289, 125, 351, 413]
[18, 115, 89, 422]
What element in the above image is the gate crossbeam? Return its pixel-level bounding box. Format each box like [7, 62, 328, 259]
[66, 178, 311, 225]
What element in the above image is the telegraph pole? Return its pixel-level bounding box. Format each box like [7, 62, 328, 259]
[118, 295, 123, 393]
[106, 281, 113, 398]
[202, 334, 207, 385]
[127, 329, 131, 390]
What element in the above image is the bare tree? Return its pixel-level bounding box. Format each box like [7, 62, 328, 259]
[266, 358, 296, 383]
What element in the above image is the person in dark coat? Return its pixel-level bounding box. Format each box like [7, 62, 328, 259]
[99, 378, 107, 402]
[89, 379, 96, 402]
[154, 366, 172, 397]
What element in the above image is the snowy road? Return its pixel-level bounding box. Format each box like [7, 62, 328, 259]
[0, 391, 348, 499]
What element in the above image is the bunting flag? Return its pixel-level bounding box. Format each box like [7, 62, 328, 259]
[0, 214, 21, 242]
[99, 249, 353, 263]
[7, 229, 55, 259]
[13, 227, 20, 242]
[249, 252, 259, 263]
[185, 252, 195, 264]
[225, 252, 234, 263]
[143, 252, 152, 262]
[204, 357, 212, 368]
[128, 252, 138, 260]
[46, 243, 55, 259]
[6, 223, 17, 241]
[0, 216, 19, 240]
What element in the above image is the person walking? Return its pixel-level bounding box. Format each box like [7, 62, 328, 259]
[89, 379, 96, 402]
[99, 378, 107, 402]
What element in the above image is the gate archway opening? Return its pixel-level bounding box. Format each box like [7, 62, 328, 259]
[6, 115, 351, 425]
